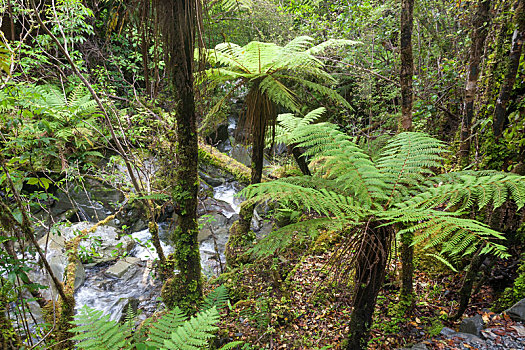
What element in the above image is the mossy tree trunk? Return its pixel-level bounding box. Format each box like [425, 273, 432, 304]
[460, 0, 492, 166]
[154, 0, 203, 312]
[346, 223, 394, 350]
[493, 0, 525, 138]
[227, 87, 274, 266]
[399, 0, 415, 306]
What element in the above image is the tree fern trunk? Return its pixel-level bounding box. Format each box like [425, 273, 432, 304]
[290, 145, 311, 176]
[460, 0, 491, 166]
[346, 223, 393, 350]
[451, 246, 484, 320]
[399, 0, 414, 132]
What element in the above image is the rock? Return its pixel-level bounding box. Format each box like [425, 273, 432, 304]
[198, 228, 213, 242]
[506, 298, 525, 322]
[440, 327, 457, 337]
[41, 222, 135, 263]
[199, 170, 225, 187]
[106, 258, 140, 278]
[460, 314, 484, 336]
[399, 343, 428, 350]
[28, 249, 86, 300]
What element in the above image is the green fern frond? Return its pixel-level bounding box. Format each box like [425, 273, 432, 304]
[69, 305, 131, 350]
[162, 307, 220, 350]
[202, 285, 229, 311]
[247, 217, 345, 257]
[218, 341, 245, 350]
[148, 307, 188, 349]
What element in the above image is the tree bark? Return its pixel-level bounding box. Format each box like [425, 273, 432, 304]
[154, 0, 203, 312]
[493, 0, 525, 138]
[399, 0, 415, 305]
[460, 0, 492, 166]
[346, 223, 393, 350]
[399, 0, 414, 132]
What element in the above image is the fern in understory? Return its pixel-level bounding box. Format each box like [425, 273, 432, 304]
[69, 305, 131, 350]
[70, 286, 243, 350]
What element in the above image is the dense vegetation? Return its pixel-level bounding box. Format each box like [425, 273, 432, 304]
[1, 0, 524, 349]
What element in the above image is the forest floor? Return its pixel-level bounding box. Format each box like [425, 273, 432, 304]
[214, 238, 524, 349]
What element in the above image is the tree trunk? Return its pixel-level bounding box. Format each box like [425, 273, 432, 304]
[451, 246, 485, 320]
[399, 0, 415, 305]
[226, 89, 274, 266]
[346, 223, 393, 350]
[399, 0, 414, 132]
[155, 0, 203, 312]
[290, 145, 311, 176]
[460, 0, 492, 166]
[493, 0, 525, 138]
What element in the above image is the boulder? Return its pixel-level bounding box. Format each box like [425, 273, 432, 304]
[106, 257, 141, 278]
[460, 314, 484, 336]
[42, 222, 135, 263]
[505, 298, 525, 322]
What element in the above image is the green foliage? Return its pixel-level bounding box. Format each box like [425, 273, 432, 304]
[162, 307, 220, 350]
[203, 36, 355, 136]
[147, 307, 190, 349]
[202, 284, 230, 312]
[70, 285, 243, 350]
[267, 107, 325, 147]
[494, 254, 525, 312]
[241, 121, 525, 266]
[69, 305, 131, 349]
[0, 33, 13, 80]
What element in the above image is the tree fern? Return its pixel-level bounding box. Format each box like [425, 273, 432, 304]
[241, 121, 525, 263]
[240, 120, 525, 348]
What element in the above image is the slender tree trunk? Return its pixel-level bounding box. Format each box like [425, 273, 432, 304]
[493, 0, 525, 138]
[399, 0, 415, 305]
[460, 0, 492, 166]
[226, 89, 273, 266]
[290, 145, 311, 176]
[451, 246, 485, 320]
[154, 0, 203, 312]
[399, 0, 414, 132]
[346, 223, 393, 350]
[140, 0, 151, 97]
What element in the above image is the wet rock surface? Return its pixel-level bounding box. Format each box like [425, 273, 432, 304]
[402, 311, 525, 350]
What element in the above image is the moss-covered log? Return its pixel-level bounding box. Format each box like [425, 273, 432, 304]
[198, 139, 262, 185]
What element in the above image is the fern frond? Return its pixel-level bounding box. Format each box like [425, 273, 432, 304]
[218, 341, 245, 350]
[392, 211, 508, 259]
[148, 307, 187, 349]
[162, 307, 220, 350]
[397, 173, 525, 211]
[247, 217, 345, 257]
[69, 305, 131, 350]
[202, 285, 229, 311]
[377, 132, 446, 205]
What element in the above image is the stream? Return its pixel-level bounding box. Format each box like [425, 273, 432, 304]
[70, 180, 243, 321]
[20, 116, 264, 324]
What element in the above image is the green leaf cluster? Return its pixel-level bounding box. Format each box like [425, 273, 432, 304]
[242, 119, 525, 266]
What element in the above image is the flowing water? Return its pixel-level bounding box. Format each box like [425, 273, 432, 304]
[73, 183, 241, 321]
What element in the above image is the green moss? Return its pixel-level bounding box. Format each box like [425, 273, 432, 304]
[225, 220, 256, 267]
[198, 140, 252, 184]
[311, 229, 341, 254]
[494, 253, 525, 312]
